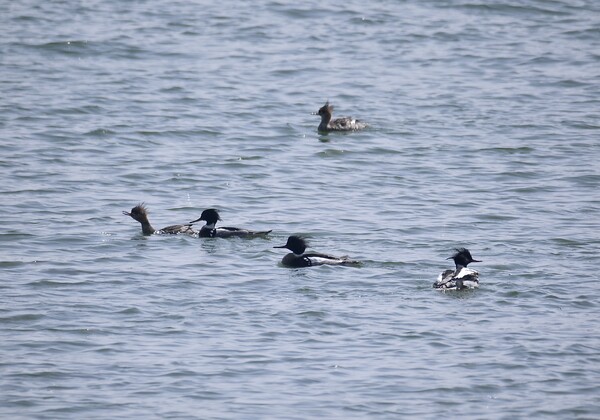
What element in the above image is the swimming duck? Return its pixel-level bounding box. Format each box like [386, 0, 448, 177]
[314, 101, 368, 132]
[274, 235, 360, 268]
[123, 203, 196, 236]
[189, 208, 272, 238]
[433, 248, 481, 290]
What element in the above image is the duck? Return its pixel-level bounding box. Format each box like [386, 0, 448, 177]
[123, 203, 196, 236]
[189, 208, 272, 238]
[433, 248, 481, 290]
[274, 235, 360, 268]
[314, 101, 368, 132]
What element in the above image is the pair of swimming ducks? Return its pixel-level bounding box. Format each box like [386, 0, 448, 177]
[124, 204, 482, 290]
[314, 101, 484, 289]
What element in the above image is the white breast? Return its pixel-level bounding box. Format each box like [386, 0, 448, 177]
[307, 256, 343, 266]
[455, 267, 479, 279]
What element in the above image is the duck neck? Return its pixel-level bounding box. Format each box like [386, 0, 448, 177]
[318, 114, 332, 131]
[292, 246, 306, 255]
[140, 219, 156, 235]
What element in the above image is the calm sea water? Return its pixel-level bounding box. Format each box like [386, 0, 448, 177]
[1, 0, 599, 418]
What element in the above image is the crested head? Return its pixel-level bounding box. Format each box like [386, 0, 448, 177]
[317, 101, 333, 116]
[274, 235, 307, 255]
[449, 248, 481, 267]
[203, 208, 221, 221]
[198, 208, 221, 224]
[123, 203, 149, 222]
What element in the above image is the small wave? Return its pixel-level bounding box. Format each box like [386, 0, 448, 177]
[481, 146, 535, 154]
[30, 40, 91, 56]
[28, 279, 90, 288]
[0, 313, 44, 322]
[454, 3, 570, 17]
[84, 128, 116, 136]
[117, 307, 142, 315]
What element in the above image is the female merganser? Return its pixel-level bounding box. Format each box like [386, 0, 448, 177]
[315, 101, 368, 132]
[123, 203, 196, 236]
[189, 208, 272, 238]
[433, 248, 481, 290]
[274, 235, 360, 268]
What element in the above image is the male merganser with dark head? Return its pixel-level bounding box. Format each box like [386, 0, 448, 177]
[314, 101, 368, 132]
[274, 235, 360, 268]
[433, 248, 481, 290]
[123, 203, 196, 236]
[189, 208, 272, 238]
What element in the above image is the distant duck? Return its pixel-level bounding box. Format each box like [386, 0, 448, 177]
[433, 248, 481, 290]
[189, 208, 272, 238]
[274, 235, 360, 268]
[123, 203, 196, 236]
[314, 101, 368, 132]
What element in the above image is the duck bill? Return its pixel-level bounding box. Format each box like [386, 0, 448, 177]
[273, 245, 287, 249]
[123, 211, 131, 216]
[471, 259, 482, 263]
[189, 217, 203, 224]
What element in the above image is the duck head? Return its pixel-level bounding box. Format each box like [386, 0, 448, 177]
[447, 248, 481, 268]
[315, 101, 333, 118]
[123, 203, 149, 223]
[190, 208, 221, 225]
[274, 235, 307, 255]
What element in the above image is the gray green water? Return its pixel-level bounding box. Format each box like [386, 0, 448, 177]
[1, 0, 599, 418]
